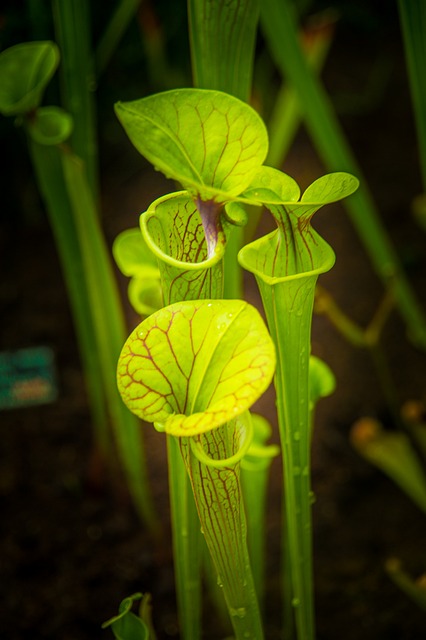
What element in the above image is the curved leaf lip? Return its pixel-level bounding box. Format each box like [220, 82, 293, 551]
[242, 168, 359, 209]
[140, 191, 226, 270]
[238, 229, 336, 286]
[117, 299, 276, 437]
[26, 106, 73, 145]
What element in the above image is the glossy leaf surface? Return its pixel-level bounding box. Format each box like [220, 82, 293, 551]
[115, 88, 268, 201]
[117, 299, 275, 436]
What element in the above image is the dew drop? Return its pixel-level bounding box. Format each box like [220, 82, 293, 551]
[216, 575, 223, 588]
[138, 331, 145, 339]
[292, 597, 300, 608]
[309, 490, 316, 505]
[293, 431, 300, 441]
[230, 607, 246, 619]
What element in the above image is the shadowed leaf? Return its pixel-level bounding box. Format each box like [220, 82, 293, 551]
[0, 41, 59, 115]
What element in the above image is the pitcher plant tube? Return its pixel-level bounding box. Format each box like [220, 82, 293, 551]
[238, 167, 359, 640]
[117, 299, 276, 639]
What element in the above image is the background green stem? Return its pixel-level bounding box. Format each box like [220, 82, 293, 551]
[28, 139, 111, 463]
[240, 415, 280, 607]
[51, 0, 99, 200]
[167, 437, 202, 640]
[95, 0, 142, 77]
[60, 149, 159, 533]
[398, 0, 426, 192]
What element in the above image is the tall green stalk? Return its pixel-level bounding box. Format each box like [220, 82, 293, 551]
[187, 0, 260, 299]
[28, 139, 111, 461]
[180, 421, 264, 640]
[95, 0, 142, 77]
[239, 169, 358, 640]
[51, 0, 99, 200]
[61, 151, 159, 531]
[398, 0, 426, 191]
[261, 0, 426, 349]
[167, 436, 202, 640]
[241, 414, 280, 605]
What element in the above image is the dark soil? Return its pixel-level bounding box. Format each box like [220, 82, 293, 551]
[1, 4, 426, 639]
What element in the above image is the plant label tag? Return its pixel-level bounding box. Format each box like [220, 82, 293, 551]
[0, 346, 57, 410]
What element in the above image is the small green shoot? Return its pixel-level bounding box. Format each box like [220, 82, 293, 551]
[102, 592, 154, 639]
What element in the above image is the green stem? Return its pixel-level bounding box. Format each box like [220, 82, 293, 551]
[240, 415, 280, 606]
[27, 139, 111, 462]
[95, 0, 142, 77]
[239, 215, 337, 639]
[266, 11, 335, 170]
[267, 278, 316, 640]
[398, 0, 426, 192]
[51, 0, 99, 200]
[167, 436, 202, 639]
[187, 0, 260, 300]
[261, 0, 426, 348]
[61, 150, 159, 533]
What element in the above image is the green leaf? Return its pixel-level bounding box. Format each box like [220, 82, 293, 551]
[242, 166, 300, 204]
[301, 172, 359, 204]
[113, 228, 162, 316]
[113, 228, 159, 279]
[109, 612, 149, 640]
[127, 278, 162, 317]
[102, 593, 150, 639]
[115, 88, 268, 202]
[27, 106, 73, 145]
[117, 299, 276, 436]
[309, 355, 335, 410]
[0, 41, 59, 116]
